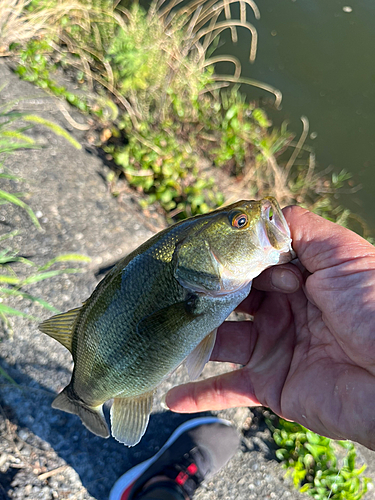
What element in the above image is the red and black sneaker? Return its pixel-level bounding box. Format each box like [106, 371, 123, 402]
[109, 417, 240, 500]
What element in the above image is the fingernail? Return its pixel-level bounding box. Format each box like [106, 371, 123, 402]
[271, 268, 299, 292]
[160, 393, 170, 410]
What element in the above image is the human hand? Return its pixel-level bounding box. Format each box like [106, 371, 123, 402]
[166, 206, 375, 450]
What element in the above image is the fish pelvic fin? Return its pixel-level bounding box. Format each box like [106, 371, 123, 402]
[39, 307, 81, 353]
[185, 328, 217, 380]
[52, 386, 109, 438]
[110, 390, 154, 447]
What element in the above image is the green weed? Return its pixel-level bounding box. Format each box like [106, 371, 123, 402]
[2, 0, 373, 492]
[5, 0, 362, 225]
[0, 241, 90, 326]
[8, 0, 292, 217]
[0, 88, 82, 227]
[266, 415, 372, 500]
[0, 89, 89, 328]
[14, 38, 91, 114]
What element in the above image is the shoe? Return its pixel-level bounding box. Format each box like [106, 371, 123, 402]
[109, 416, 240, 500]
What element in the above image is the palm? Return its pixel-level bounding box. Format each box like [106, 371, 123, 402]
[244, 282, 373, 444]
[167, 207, 375, 450]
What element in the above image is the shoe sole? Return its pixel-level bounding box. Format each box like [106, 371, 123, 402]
[109, 416, 232, 500]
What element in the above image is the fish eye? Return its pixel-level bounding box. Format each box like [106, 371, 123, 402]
[231, 213, 249, 229]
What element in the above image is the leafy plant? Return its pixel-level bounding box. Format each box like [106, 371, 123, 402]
[8, 0, 292, 217]
[5, 0, 363, 226]
[266, 416, 372, 500]
[14, 37, 92, 113]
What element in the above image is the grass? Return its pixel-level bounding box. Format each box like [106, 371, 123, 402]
[0, 86, 90, 329]
[0, 0, 48, 55]
[0, 239, 91, 326]
[0, 85, 81, 228]
[1, 0, 361, 225]
[0, 0, 293, 218]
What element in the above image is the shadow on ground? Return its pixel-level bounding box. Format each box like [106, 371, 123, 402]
[0, 358, 220, 499]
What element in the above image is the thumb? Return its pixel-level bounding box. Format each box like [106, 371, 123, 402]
[164, 369, 261, 413]
[282, 205, 373, 274]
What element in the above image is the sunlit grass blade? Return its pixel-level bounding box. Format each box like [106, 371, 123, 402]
[0, 142, 38, 154]
[22, 115, 82, 150]
[0, 302, 37, 320]
[0, 288, 60, 313]
[0, 172, 25, 181]
[38, 253, 91, 271]
[0, 248, 14, 260]
[21, 268, 83, 285]
[0, 275, 21, 285]
[0, 189, 42, 230]
[0, 252, 36, 267]
[0, 230, 18, 242]
[0, 130, 35, 144]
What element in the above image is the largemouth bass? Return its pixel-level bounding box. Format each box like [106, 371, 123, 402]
[39, 197, 294, 446]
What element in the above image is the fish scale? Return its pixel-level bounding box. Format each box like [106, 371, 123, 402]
[39, 197, 294, 446]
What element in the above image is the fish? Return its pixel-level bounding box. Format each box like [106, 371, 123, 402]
[39, 197, 294, 446]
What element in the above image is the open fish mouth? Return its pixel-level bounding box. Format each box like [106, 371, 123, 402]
[262, 198, 290, 238]
[257, 199, 296, 262]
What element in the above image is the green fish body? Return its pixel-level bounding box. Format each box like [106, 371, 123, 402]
[39, 198, 294, 446]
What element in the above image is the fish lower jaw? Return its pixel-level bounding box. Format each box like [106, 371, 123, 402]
[205, 278, 252, 297]
[276, 245, 296, 264]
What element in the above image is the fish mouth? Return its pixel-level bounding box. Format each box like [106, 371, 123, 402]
[261, 198, 290, 237]
[257, 200, 295, 263]
[256, 220, 273, 250]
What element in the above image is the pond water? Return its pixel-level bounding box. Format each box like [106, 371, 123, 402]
[215, 0, 375, 228]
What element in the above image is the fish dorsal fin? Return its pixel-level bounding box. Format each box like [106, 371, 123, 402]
[39, 307, 81, 353]
[110, 390, 154, 446]
[186, 328, 217, 380]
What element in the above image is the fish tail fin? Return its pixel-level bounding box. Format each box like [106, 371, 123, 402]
[52, 386, 110, 438]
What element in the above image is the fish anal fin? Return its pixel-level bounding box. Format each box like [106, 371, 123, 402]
[186, 328, 217, 380]
[38, 307, 81, 352]
[52, 386, 109, 438]
[110, 391, 154, 447]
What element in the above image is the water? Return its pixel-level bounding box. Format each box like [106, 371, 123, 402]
[215, 0, 375, 228]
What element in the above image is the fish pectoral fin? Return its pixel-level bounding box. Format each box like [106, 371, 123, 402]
[39, 307, 81, 352]
[185, 328, 217, 380]
[110, 391, 154, 447]
[137, 298, 199, 339]
[52, 386, 109, 438]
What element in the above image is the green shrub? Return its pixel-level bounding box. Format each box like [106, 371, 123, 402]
[10, 0, 295, 218]
[266, 416, 372, 500]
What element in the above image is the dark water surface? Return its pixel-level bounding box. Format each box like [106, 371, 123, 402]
[215, 0, 375, 227]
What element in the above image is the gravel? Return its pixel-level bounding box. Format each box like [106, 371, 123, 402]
[0, 61, 373, 500]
